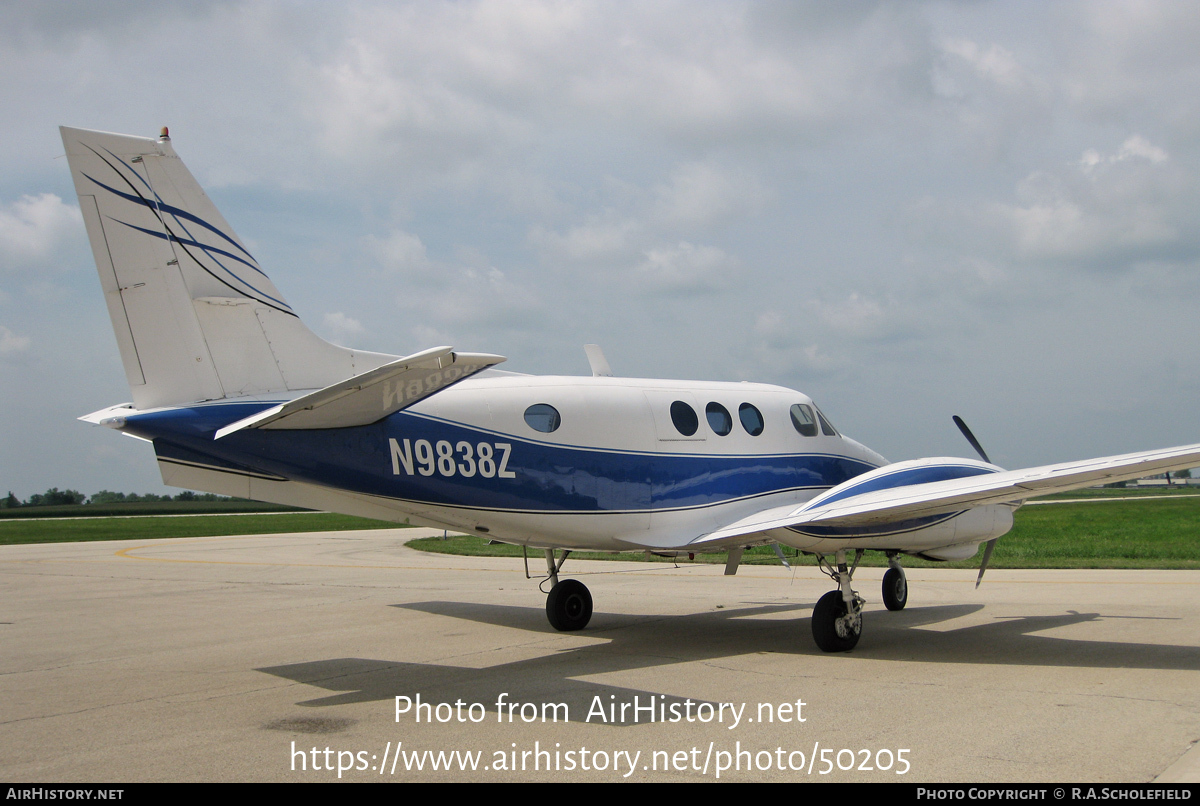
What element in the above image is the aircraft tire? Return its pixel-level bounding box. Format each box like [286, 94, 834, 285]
[812, 590, 861, 652]
[546, 579, 592, 631]
[882, 567, 908, 611]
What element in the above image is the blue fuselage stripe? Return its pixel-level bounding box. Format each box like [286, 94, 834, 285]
[127, 404, 878, 514]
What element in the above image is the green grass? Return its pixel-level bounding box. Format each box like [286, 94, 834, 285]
[1034, 486, 1200, 500]
[996, 497, 1200, 568]
[0, 500, 304, 519]
[0, 512, 397, 545]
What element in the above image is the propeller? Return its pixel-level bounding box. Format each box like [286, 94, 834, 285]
[953, 415, 991, 464]
[953, 415, 997, 588]
[975, 539, 997, 589]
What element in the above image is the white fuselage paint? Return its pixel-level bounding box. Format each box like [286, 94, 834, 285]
[408, 375, 874, 551]
[150, 372, 1016, 558]
[347, 374, 1003, 554]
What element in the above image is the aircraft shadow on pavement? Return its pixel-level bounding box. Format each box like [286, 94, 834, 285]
[256, 600, 1200, 720]
[398, 599, 1200, 672]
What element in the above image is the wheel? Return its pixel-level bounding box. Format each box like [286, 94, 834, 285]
[811, 590, 861, 652]
[546, 579, 592, 631]
[882, 566, 907, 611]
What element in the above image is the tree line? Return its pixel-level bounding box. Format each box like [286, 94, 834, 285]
[1, 488, 233, 508]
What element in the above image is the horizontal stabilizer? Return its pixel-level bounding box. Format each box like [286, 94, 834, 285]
[214, 346, 504, 438]
[696, 442, 1200, 545]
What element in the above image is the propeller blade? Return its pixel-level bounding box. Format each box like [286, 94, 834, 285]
[772, 544, 791, 569]
[975, 538, 997, 588]
[953, 415, 991, 464]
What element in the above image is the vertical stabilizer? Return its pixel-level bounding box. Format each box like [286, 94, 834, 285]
[60, 126, 394, 410]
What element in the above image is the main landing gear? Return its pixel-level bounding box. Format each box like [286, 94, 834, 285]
[882, 553, 908, 611]
[534, 545, 911, 649]
[813, 549, 866, 652]
[811, 551, 909, 652]
[542, 549, 592, 631]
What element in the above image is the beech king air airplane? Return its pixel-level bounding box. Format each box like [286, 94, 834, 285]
[62, 126, 1200, 652]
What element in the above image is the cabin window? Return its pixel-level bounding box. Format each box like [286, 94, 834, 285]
[790, 403, 818, 437]
[706, 402, 732, 436]
[738, 402, 764, 436]
[670, 400, 699, 436]
[524, 403, 561, 433]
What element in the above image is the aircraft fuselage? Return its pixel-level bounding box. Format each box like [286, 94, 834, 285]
[121, 374, 889, 551]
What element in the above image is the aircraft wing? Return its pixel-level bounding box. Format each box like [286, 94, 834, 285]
[214, 346, 504, 438]
[695, 442, 1200, 545]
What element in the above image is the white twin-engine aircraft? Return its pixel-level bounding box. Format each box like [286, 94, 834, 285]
[62, 126, 1200, 652]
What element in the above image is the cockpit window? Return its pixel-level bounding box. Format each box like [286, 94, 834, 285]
[790, 403, 818, 437]
[524, 403, 561, 433]
[814, 406, 838, 437]
[706, 402, 732, 436]
[738, 402, 764, 436]
[670, 400, 699, 437]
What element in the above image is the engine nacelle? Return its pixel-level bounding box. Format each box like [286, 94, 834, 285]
[772, 457, 1016, 553]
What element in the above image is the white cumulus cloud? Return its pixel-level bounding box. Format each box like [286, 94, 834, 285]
[0, 324, 30, 355]
[983, 134, 1188, 267]
[1080, 134, 1168, 171]
[0, 194, 82, 267]
[939, 39, 1036, 94]
[633, 241, 735, 294]
[651, 162, 767, 230]
[530, 218, 639, 263]
[365, 229, 431, 275]
[321, 311, 364, 344]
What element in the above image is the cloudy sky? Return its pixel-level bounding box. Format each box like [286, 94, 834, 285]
[2, 0, 1200, 499]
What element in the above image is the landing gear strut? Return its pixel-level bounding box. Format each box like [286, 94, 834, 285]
[882, 554, 908, 611]
[812, 550, 865, 652]
[542, 549, 592, 631]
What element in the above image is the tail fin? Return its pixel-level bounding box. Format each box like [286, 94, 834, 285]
[61, 126, 393, 410]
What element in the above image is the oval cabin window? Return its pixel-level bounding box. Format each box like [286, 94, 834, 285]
[670, 400, 699, 437]
[739, 402, 764, 436]
[706, 402, 732, 436]
[523, 403, 561, 433]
